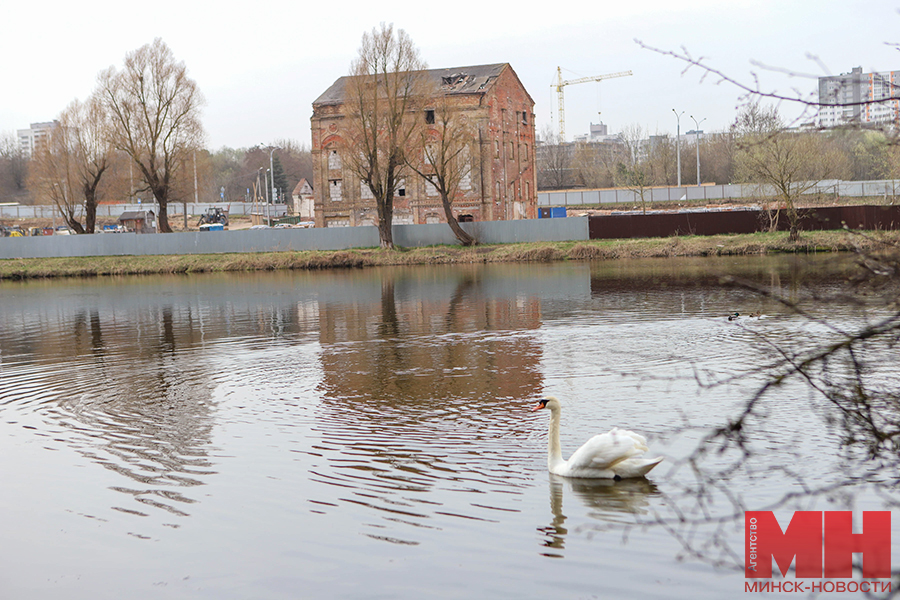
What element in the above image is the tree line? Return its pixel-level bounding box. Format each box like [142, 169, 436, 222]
[0, 39, 312, 233]
[6, 24, 477, 247]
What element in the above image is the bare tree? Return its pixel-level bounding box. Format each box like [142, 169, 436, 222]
[646, 132, 676, 186]
[537, 126, 572, 190]
[733, 103, 845, 241]
[98, 38, 205, 233]
[731, 100, 780, 137]
[615, 124, 653, 214]
[406, 93, 476, 246]
[0, 132, 30, 201]
[29, 96, 116, 233]
[572, 141, 621, 189]
[29, 134, 77, 230]
[272, 139, 314, 194]
[342, 23, 426, 249]
[699, 130, 735, 186]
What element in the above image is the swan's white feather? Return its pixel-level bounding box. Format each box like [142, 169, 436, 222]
[537, 398, 663, 479]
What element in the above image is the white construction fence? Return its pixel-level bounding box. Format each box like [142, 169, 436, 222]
[538, 179, 900, 207]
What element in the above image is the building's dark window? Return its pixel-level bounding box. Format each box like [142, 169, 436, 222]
[425, 109, 435, 124]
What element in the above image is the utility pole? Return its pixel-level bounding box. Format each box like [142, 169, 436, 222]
[189, 150, 197, 230]
[269, 147, 276, 220]
[673, 109, 684, 187]
[260, 144, 279, 226]
[265, 169, 271, 226]
[690, 116, 706, 186]
[254, 168, 262, 223]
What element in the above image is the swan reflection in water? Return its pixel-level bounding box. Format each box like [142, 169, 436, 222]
[538, 474, 661, 557]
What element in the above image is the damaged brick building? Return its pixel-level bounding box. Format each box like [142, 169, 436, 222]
[310, 63, 537, 228]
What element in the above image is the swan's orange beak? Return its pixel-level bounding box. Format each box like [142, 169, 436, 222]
[531, 401, 545, 412]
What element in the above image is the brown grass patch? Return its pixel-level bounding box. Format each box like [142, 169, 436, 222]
[300, 251, 372, 269]
[505, 245, 566, 262]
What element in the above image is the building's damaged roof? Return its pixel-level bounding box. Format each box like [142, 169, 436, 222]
[313, 63, 511, 107]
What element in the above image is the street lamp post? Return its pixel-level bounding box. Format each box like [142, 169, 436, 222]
[265, 168, 271, 227]
[260, 144, 279, 227]
[672, 109, 684, 187]
[690, 115, 706, 186]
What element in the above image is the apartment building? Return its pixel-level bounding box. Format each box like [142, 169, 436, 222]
[818, 67, 900, 128]
[16, 121, 58, 157]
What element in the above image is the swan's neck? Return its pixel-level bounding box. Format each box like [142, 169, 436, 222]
[547, 406, 565, 471]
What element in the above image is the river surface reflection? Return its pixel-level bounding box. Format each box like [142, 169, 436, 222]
[0, 256, 895, 599]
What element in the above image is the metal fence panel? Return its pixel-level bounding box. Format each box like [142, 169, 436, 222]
[582, 190, 600, 205]
[537, 179, 900, 208]
[463, 217, 587, 244]
[599, 190, 619, 204]
[548, 192, 567, 206]
[650, 188, 667, 202]
[684, 187, 705, 200]
[0, 218, 589, 260]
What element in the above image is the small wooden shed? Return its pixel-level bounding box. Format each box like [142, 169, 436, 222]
[118, 210, 156, 234]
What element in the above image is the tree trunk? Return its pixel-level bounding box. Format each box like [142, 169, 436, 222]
[149, 180, 172, 232]
[156, 200, 171, 233]
[82, 169, 107, 234]
[376, 194, 394, 249]
[441, 193, 475, 246]
[764, 204, 780, 232]
[377, 218, 393, 248]
[83, 185, 97, 234]
[84, 202, 96, 234]
[786, 202, 801, 242]
[66, 212, 85, 234]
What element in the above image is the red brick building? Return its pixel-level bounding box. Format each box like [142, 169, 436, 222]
[310, 63, 537, 228]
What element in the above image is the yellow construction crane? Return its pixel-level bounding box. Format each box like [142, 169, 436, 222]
[553, 67, 632, 141]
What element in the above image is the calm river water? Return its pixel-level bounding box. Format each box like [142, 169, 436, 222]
[1, 255, 897, 599]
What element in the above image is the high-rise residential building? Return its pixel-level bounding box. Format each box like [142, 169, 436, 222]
[16, 121, 58, 157]
[817, 67, 900, 128]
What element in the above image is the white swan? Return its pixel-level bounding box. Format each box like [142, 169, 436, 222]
[532, 396, 663, 479]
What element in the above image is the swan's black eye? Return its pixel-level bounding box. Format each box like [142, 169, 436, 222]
[539, 399, 548, 407]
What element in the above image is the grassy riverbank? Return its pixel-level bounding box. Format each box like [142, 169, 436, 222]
[1, 229, 896, 281]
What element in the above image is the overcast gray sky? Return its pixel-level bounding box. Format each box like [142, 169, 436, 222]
[3, 0, 898, 149]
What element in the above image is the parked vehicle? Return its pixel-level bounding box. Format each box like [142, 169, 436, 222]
[1, 226, 26, 237]
[197, 207, 229, 227]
